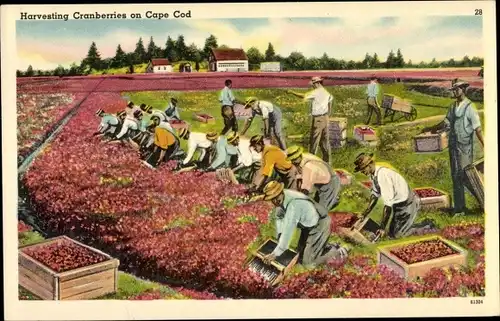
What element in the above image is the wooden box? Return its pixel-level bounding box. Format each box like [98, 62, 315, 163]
[330, 139, 346, 149]
[169, 120, 189, 130]
[377, 236, 467, 280]
[19, 236, 119, 300]
[353, 126, 377, 142]
[334, 169, 353, 186]
[329, 128, 347, 149]
[338, 217, 380, 245]
[414, 132, 448, 153]
[193, 113, 215, 124]
[216, 168, 239, 185]
[245, 238, 299, 286]
[329, 117, 348, 131]
[414, 187, 451, 210]
[464, 159, 484, 208]
[233, 103, 252, 120]
[382, 94, 413, 113]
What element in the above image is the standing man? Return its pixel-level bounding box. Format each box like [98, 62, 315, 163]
[286, 76, 333, 163]
[421, 80, 484, 216]
[177, 130, 218, 170]
[240, 97, 287, 150]
[164, 98, 181, 121]
[248, 135, 298, 193]
[219, 79, 239, 135]
[286, 146, 341, 212]
[260, 181, 349, 267]
[354, 153, 437, 240]
[365, 75, 383, 126]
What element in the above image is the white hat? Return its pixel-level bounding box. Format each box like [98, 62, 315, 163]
[311, 76, 323, 84]
[450, 79, 470, 90]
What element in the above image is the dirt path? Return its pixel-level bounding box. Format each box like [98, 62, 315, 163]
[380, 110, 485, 128]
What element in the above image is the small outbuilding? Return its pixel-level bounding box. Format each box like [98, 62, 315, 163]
[146, 58, 173, 73]
[208, 48, 248, 72]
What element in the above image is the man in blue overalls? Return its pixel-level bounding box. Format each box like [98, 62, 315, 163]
[422, 80, 484, 216]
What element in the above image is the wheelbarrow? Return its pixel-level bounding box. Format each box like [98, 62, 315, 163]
[381, 94, 417, 122]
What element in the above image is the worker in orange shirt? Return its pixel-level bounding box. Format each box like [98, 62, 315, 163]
[248, 135, 298, 193]
[142, 119, 180, 169]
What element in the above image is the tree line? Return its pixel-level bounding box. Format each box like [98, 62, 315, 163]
[17, 34, 484, 77]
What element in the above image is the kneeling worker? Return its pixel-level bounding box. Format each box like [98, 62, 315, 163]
[354, 153, 437, 239]
[286, 146, 341, 212]
[177, 130, 218, 170]
[202, 131, 240, 172]
[249, 135, 298, 193]
[261, 181, 349, 267]
[143, 119, 180, 169]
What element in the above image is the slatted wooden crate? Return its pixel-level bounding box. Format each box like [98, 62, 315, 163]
[193, 113, 215, 124]
[19, 236, 119, 300]
[377, 236, 467, 280]
[233, 103, 252, 120]
[414, 132, 449, 153]
[215, 168, 239, 185]
[169, 120, 189, 130]
[414, 187, 451, 210]
[353, 125, 377, 142]
[464, 158, 484, 208]
[244, 238, 299, 286]
[329, 117, 348, 131]
[334, 169, 353, 186]
[338, 217, 380, 245]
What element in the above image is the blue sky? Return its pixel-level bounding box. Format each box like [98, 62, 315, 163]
[17, 16, 483, 70]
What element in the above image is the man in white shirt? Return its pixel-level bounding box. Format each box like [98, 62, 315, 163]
[108, 110, 142, 145]
[176, 130, 218, 170]
[286, 145, 341, 212]
[286, 76, 333, 163]
[228, 133, 262, 184]
[421, 80, 484, 216]
[354, 153, 437, 240]
[240, 97, 286, 150]
[260, 181, 349, 267]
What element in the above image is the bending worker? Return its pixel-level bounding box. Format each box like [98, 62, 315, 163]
[248, 135, 298, 193]
[354, 153, 437, 240]
[286, 146, 341, 212]
[108, 109, 142, 145]
[227, 132, 262, 184]
[176, 130, 218, 170]
[421, 80, 484, 216]
[201, 131, 240, 172]
[240, 97, 287, 150]
[261, 181, 349, 267]
[93, 109, 126, 139]
[142, 120, 181, 169]
[164, 98, 181, 121]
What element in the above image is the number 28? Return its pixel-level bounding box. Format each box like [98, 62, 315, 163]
[475, 9, 482, 15]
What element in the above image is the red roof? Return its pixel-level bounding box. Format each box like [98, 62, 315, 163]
[211, 48, 248, 61]
[151, 59, 171, 66]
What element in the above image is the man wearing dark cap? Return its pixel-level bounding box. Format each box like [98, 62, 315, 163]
[354, 153, 437, 240]
[421, 79, 484, 216]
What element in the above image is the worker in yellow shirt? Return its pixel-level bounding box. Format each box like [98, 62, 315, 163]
[248, 135, 298, 193]
[142, 119, 180, 169]
[286, 145, 341, 212]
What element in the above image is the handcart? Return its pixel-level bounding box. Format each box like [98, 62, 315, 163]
[381, 94, 417, 122]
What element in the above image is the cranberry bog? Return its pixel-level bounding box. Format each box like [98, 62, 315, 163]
[377, 236, 468, 280]
[16, 72, 486, 299]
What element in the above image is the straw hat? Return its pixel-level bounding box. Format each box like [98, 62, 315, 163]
[226, 131, 239, 144]
[206, 131, 219, 141]
[311, 76, 323, 84]
[244, 97, 258, 109]
[95, 109, 105, 116]
[133, 110, 143, 118]
[139, 104, 148, 112]
[127, 101, 134, 108]
[145, 105, 153, 114]
[116, 110, 126, 117]
[178, 127, 189, 139]
[263, 181, 285, 201]
[286, 145, 304, 161]
[450, 79, 470, 90]
[250, 135, 264, 147]
[353, 153, 375, 172]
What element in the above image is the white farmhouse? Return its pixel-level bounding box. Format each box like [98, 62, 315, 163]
[146, 58, 173, 73]
[208, 48, 248, 72]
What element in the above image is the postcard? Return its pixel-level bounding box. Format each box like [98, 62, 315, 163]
[2, 1, 499, 320]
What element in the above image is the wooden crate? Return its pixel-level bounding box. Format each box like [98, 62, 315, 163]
[245, 238, 298, 286]
[338, 217, 380, 245]
[329, 117, 348, 131]
[414, 132, 448, 153]
[233, 103, 252, 120]
[334, 169, 353, 186]
[215, 168, 239, 185]
[377, 236, 467, 280]
[19, 236, 119, 300]
[169, 120, 189, 130]
[381, 94, 413, 113]
[464, 158, 484, 207]
[353, 125, 377, 142]
[193, 113, 215, 124]
[414, 187, 451, 210]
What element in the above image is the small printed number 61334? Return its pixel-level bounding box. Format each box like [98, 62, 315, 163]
[470, 299, 483, 304]
[475, 9, 482, 15]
